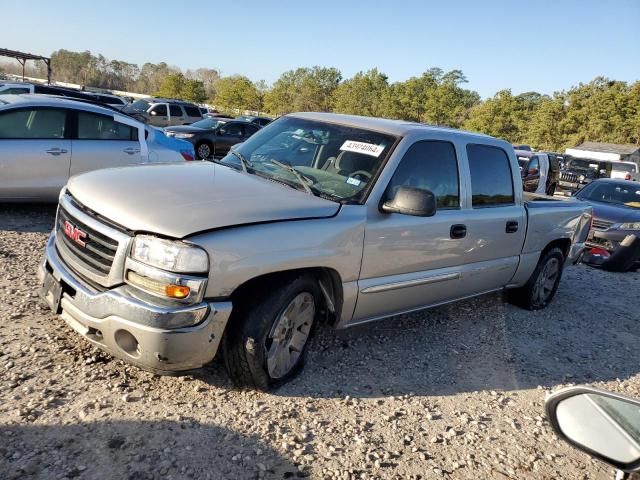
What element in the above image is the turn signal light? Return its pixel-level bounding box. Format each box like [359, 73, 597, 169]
[165, 285, 191, 299]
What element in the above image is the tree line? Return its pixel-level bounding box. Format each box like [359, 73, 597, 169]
[1, 49, 638, 150]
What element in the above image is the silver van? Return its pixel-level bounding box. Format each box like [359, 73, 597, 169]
[124, 98, 203, 127]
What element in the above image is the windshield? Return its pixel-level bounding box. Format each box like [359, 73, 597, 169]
[220, 116, 397, 203]
[190, 118, 224, 130]
[612, 163, 637, 173]
[130, 99, 150, 112]
[567, 158, 602, 170]
[578, 182, 640, 209]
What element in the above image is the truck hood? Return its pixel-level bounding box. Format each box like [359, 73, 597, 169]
[66, 163, 340, 238]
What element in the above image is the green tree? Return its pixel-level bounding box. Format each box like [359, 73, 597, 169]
[155, 72, 186, 98]
[180, 79, 207, 103]
[264, 66, 342, 115]
[383, 68, 479, 127]
[214, 76, 262, 111]
[464, 89, 525, 142]
[332, 68, 390, 117]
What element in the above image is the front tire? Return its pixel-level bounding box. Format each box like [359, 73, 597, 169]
[196, 141, 212, 160]
[223, 274, 320, 390]
[508, 247, 564, 310]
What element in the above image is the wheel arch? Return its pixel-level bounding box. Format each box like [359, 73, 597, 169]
[228, 267, 344, 326]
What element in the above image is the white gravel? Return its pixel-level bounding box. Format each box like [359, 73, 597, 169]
[1, 203, 639, 479]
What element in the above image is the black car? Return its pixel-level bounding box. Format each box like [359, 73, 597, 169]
[236, 115, 273, 127]
[575, 179, 640, 271]
[164, 119, 260, 159]
[557, 156, 612, 195]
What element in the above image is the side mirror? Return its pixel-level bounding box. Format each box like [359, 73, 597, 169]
[381, 186, 436, 217]
[230, 142, 243, 151]
[150, 110, 157, 116]
[545, 386, 640, 472]
[528, 167, 539, 175]
[600, 169, 608, 175]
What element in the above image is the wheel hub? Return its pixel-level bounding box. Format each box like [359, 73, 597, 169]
[266, 292, 315, 379]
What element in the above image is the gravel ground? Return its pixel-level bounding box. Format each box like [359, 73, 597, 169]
[1, 203, 639, 480]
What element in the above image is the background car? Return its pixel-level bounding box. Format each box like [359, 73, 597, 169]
[515, 149, 560, 195]
[575, 179, 640, 270]
[0, 82, 129, 109]
[0, 94, 193, 201]
[123, 98, 202, 127]
[236, 115, 273, 127]
[164, 119, 260, 159]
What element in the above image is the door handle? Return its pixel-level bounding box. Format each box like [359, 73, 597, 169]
[506, 221, 519, 233]
[450, 224, 467, 239]
[45, 148, 68, 155]
[123, 147, 141, 155]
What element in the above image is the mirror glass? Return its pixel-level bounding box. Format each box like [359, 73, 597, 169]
[556, 393, 640, 465]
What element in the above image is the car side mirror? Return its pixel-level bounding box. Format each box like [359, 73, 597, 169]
[528, 167, 539, 175]
[150, 111, 157, 116]
[230, 142, 243, 151]
[545, 386, 640, 473]
[600, 169, 607, 175]
[381, 186, 436, 217]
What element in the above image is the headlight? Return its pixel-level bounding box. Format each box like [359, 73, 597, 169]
[619, 222, 640, 230]
[175, 133, 195, 139]
[579, 174, 585, 182]
[131, 235, 208, 273]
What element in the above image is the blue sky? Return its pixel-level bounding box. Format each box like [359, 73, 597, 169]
[1, 0, 638, 98]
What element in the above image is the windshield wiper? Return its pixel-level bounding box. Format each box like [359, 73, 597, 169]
[230, 150, 252, 172]
[270, 160, 314, 195]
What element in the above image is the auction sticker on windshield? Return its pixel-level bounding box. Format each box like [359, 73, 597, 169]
[340, 140, 385, 157]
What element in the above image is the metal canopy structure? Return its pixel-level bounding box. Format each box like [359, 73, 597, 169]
[0, 48, 51, 84]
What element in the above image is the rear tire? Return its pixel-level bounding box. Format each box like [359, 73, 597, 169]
[196, 141, 212, 160]
[508, 247, 564, 310]
[223, 274, 320, 390]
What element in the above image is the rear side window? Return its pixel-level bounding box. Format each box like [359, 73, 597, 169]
[467, 144, 515, 207]
[220, 123, 244, 136]
[77, 112, 136, 140]
[245, 124, 260, 136]
[0, 87, 30, 94]
[0, 108, 66, 139]
[151, 104, 167, 116]
[387, 140, 460, 209]
[169, 105, 183, 116]
[184, 106, 201, 117]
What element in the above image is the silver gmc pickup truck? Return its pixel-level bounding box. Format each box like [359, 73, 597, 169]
[38, 113, 592, 390]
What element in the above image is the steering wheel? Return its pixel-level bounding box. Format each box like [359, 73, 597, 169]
[349, 170, 372, 181]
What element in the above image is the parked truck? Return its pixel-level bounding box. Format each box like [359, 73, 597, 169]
[39, 113, 593, 390]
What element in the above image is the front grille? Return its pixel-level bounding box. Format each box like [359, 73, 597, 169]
[560, 172, 578, 183]
[56, 206, 119, 275]
[592, 219, 614, 231]
[587, 235, 614, 250]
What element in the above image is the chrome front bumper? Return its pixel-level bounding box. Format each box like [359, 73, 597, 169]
[39, 234, 232, 373]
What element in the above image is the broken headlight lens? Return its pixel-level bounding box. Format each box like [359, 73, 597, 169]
[131, 235, 208, 273]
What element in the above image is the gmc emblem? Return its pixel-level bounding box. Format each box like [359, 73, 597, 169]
[63, 220, 87, 247]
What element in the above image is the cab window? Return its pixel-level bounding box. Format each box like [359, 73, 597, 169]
[387, 140, 460, 209]
[467, 144, 515, 207]
[77, 112, 136, 140]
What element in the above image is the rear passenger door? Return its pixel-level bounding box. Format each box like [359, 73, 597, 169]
[214, 123, 245, 157]
[70, 110, 142, 177]
[459, 144, 525, 291]
[0, 107, 71, 201]
[148, 104, 168, 127]
[169, 105, 185, 126]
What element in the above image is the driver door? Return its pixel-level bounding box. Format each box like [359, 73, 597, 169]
[214, 123, 245, 157]
[353, 140, 468, 322]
